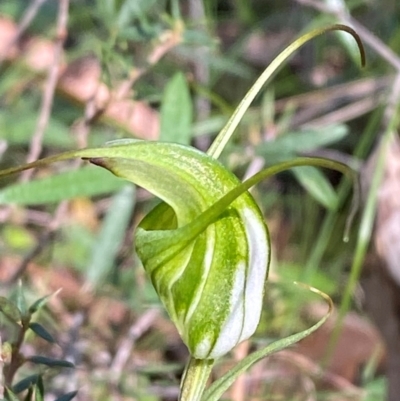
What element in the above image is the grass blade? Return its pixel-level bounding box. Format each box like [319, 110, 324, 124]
[0, 166, 125, 205]
[85, 185, 135, 286]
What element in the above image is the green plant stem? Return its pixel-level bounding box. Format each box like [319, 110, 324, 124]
[179, 357, 214, 401]
[4, 317, 29, 387]
[301, 106, 383, 282]
[325, 114, 400, 363]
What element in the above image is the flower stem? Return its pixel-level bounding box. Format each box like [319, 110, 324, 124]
[179, 357, 214, 401]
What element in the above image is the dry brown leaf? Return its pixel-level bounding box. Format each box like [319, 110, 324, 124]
[68, 198, 99, 232]
[297, 303, 385, 383]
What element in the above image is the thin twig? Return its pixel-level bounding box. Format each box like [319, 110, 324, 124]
[71, 88, 103, 146]
[59, 311, 85, 394]
[21, 0, 69, 181]
[383, 72, 400, 123]
[5, 200, 69, 284]
[61, 22, 181, 139]
[303, 96, 381, 128]
[6, 231, 55, 285]
[110, 308, 159, 383]
[0, 0, 48, 64]
[0, 140, 7, 161]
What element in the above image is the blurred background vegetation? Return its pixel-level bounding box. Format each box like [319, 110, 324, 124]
[1, 0, 400, 400]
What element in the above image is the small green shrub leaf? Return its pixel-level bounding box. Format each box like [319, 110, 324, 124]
[34, 376, 44, 401]
[28, 292, 56, 314]
[160, 72, 193, 144]
[0, 296, 21, 324]
[28, 356, 75, 368]
[117, 0, 158, 29]
[12, 374, 40, 394]
[29, 322, 56, 343]
[54, 391, 78, 401]
[23, 386, 34, 401]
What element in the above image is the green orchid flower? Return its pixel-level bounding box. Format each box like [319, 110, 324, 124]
[89, 140, 270, 359]
[0, 24, 364, 401]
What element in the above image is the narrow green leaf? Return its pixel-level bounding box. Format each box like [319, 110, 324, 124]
[160, 72, 193, 145]
[117, 0, 158, 29]
[322, 0, 363, 65]
[117, 0, 135, 29]
[328, 111, 400, 358]
[292, 166, 339, 209]
[301, 106, 384, 282]
[0, 109, 108, 149]
[255, 125, 349, 159]
[12, 375, 40, 394]
[0, 166, 125, 206]
[54, 391, 78, 401]
[29, 291, 59, 314]
[29, 322, 56, 344]
[86, 185, 135, 286]
[96, 0, 116, 23]
[28, 356, 75, 369]
[0, 111, 74, 149]
[23, 386, 34, 401]
[0, 296, 21, 324]
[4, 387, 20, 401]
[34, 376, 44, 401]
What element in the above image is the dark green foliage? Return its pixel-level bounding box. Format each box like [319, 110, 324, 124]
[27, 357, 74, 369]
[12, 375, 41, 394]
[54, 392, 78, 401]
[28, 323, 56, 344]
[1, 292, 77, 400]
